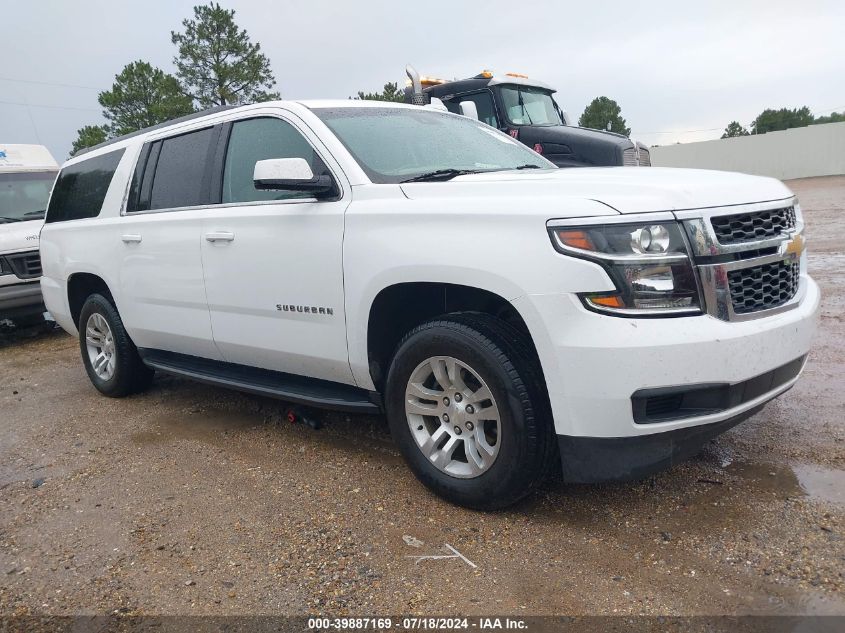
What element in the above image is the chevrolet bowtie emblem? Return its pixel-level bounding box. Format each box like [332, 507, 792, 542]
[784, 234, 805, 257]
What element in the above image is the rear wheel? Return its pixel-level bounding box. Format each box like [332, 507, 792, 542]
[385, 313, 554, 509]
[78, 294, 153, 397]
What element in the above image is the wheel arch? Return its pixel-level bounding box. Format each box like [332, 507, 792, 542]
[67, 272, 115, 328]
[364, 281, 542, 392]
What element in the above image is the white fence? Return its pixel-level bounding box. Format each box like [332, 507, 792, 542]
[650, 121, 845, 180]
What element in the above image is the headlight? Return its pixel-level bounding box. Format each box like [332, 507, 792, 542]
[549, 220, 701, 316]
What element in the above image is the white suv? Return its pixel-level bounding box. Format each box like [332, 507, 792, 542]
[40, 101, 819, 508]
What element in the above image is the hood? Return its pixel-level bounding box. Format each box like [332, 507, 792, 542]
[0, 219, 42, 254]
[400, 167, 794, 215]
[514, 125, 632, 167]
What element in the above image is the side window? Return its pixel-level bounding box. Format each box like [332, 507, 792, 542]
[455, 91, 499, 128]
[222, 117, 328, 204]
[148, 127, 216, 210]
[45, 148, 125, 223]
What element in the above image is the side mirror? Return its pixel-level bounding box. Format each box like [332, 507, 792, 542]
[459, 101, 479, 120]
[424, 97, 448, 112]
[253, 158, 333, 194]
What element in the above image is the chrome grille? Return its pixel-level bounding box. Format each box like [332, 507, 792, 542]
[4, 250, 42, 279]
[728, 260, 800, 315]
[711, 206, 796, 245]
[679, 199, 804, 321]
[622, 147, 638, 166]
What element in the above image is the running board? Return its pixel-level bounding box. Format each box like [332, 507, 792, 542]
[138, 349, 381, 414]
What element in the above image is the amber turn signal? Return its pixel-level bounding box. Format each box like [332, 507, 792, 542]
[556, 229, 594, 251]
[588, 295, 625, 308]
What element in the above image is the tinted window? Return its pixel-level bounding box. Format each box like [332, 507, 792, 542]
[314, 107, 554, 184]
[45, 149, 124, 223]
[149, 127, 215, 210]
[451, 91, 499, 127]
[222, 117, 326, 203]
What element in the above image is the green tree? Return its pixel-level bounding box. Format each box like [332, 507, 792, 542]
[353, 82, 405, 102]
[814, 111, 845, 125]
[98, 61, 195, 137]
[721, 121, 750, 139]
[172, 2, 280, 108]
[751, 106, 813, 134]
[578, 97, 631, 136]
[70, 125, 108, 156]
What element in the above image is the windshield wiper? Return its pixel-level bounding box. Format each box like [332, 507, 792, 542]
[0, 216, 23, 223]
[517, 90, 534, 125]
[515, 164, 543, 169]
[22, 210, 46, 219]
[401, 169, 483, 183]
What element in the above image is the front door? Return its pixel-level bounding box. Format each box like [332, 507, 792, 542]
[200, 115, 353, 384]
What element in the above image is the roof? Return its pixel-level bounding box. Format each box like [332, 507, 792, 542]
[297, 99, 422, 109]
[74, 106, 237, 157]
[72, 100, 426, 160]
[0, 143, 59, 172]
[425, 74, 555, 99]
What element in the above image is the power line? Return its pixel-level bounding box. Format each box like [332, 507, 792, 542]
[0, 99, 99, 113]
[0, 76, 100, 91]
[637, 127, 722, 135]
[812, 104, 845, 115]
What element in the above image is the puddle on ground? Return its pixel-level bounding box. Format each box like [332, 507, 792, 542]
[726, 461, 845, 506]
[131, 408, 265, 446]
[792, 464, 845, 505]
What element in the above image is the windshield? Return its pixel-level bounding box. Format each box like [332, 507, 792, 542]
[0, 171, 57, 222]
[313, 107, 555, 184]
[499, 86, 562, 126]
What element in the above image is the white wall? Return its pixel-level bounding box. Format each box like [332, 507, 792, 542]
[650, 121, 845, 180]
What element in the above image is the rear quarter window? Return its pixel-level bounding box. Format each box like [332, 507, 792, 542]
[148, 127, 216, 210]
[45, 148, 125, 223]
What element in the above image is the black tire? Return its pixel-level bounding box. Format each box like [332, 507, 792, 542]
[78, 293, 154, 397]
[385, 313, 555, 510]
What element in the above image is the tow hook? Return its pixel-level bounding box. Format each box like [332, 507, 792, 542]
[284, 406, 321, 430]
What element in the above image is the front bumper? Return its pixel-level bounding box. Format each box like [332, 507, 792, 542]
[557, 404, 765, 483]
[0, 280, 44, 318]
[514, 275, 820, 481]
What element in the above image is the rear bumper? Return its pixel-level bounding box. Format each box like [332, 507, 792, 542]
[0, 281, 44, 318]
[40, 275, 76, 335]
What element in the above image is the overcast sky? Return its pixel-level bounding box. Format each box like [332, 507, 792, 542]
[2, 0, 844, 161]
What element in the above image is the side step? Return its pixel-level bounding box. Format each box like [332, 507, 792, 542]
[138, 349, 381, 414]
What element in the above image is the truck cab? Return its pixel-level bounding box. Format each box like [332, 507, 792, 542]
[0, 144, 58, 326]
[411, 69, 650, 168]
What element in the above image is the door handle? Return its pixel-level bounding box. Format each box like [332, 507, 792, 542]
[205, 231, 235, 243]
[121, 234, 142, 243]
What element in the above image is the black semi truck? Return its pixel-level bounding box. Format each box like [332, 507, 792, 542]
[405, 66, 650, 168]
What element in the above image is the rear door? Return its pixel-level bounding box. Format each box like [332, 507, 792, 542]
[199, 113, 353, 384]
[117, 125, 223, 360]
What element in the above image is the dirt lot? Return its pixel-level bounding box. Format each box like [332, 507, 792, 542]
[1, 176, 843, 618]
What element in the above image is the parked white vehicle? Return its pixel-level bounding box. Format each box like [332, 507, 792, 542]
[40, 102, 818, 508]
[0, 144, 58, 324]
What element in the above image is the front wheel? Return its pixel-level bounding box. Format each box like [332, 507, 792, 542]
[385, 314, 555, 509]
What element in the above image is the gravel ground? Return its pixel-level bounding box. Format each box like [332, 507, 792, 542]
[0, 176, 843, 618]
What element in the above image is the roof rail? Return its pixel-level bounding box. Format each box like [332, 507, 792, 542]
[74, 105, 237, 157]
